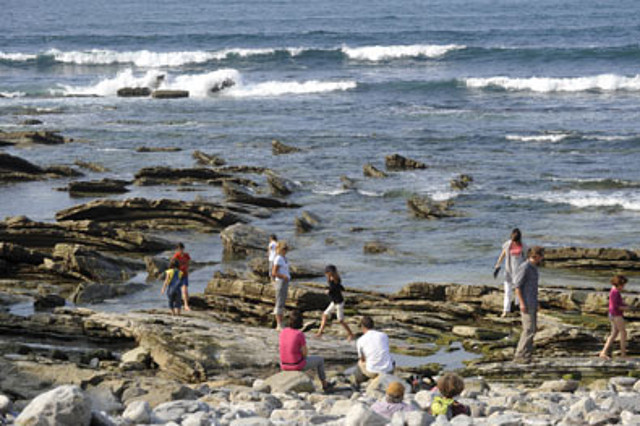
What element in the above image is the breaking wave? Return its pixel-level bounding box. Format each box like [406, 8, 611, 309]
[466, 74, 640, 93]
[341, 44, 466, 61]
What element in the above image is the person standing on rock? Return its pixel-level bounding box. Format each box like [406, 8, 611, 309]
[279, 310, 333, 392]
[267, 234, 278, 281]
[316, 265, 355, 341]
[353, 316, 395, 387]
[272, 241, 291, 330]
[513, 246, 544, 363]
[161, 259, 184, 316]
[171, 242, 191, 311]
[493, 228, 528, 317]
[599, 274, 629, 360]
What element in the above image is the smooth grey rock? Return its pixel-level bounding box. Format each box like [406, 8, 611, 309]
[282, 399, 313, 410]
[15, 385, 92, 426]
[230, 417, 273, 426]
[269, 409, 316, 422]
[586, 410, 619, 425]
[122, 400, 151, 424]
[449, 414, 474, 425]
[182, 411, 219, 426]
[414, 390, 434, 410]
[153, 400, 208, 423]
[344, 402, 387, 426]
[621, 410, 640, 425]
[610, 376, 638, 392]
[538, 380, 579, 393]
[262, 371, 315, 394]
[390, 410, 435, 426]
[365, 373, 411, 399]
[329, 399, 355, 416]
[120, 346, 151, 365]
[567, 396, 596, 418]
[486, 412, 522, 426]
[85, 386, 122, 414]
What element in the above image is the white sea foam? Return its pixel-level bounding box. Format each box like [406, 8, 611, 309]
[224, 80, 356, 98]
[342, 44, 465, 61]
[312, 188, 350, 196]
[41, 48, 306, 67]
[431, 191, 458, 201]
[0, 52, 37, 61]
[506, 133, 572, 143]
[466, 74, 640, 92]
[357, 189, 384, 197]
[0, 91, 26, 98]
[56, 68, 355, 98]
[517, 191, 640, 211]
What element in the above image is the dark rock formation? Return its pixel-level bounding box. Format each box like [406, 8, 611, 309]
[55, 198, 246, 232]
[363, 163, 388, 178]
[295, 211, 321, 233]
[385, 154, 427, 170]
[152, 90, 189, 99]
[210, 78, 235, 94]
[266, 171, 296, 196]
[117, 87, 151, 97]
[21, 119, 43, 126]
[215, 165, 269, 174]
[0, 216, 171, 253]
[192, 150, 226, 167]
[0, 131, 68, 146]
[222, 181, 300, 208]
[340, 175, 357, 190]
[271, 140, 301, 155]
[136, 146, 181, 153]
[45, 166, 83, 177]
[134, 167, 255, 187]
[0, 152, 46, 181]
[451, 174, 473, 190]
[34, 294, 66, 310]
[544, 247, 640, 270]
[67, 179, 130, 196]
[407, 195, 456, 219]
[363, 241, 392, 255]
[51, 243, 142, 283]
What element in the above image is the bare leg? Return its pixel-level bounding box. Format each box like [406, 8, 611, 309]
[182, 286, 191, 311]
[599, 318, 619, 359]
[316, 314, 328, 337]
[615, 317, 628, 358]
[275, 313, 283, 330]
[340, 320, 355, 341]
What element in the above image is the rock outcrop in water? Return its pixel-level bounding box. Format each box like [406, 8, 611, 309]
[295, 211, 321, 233]
[271, 139, 301, 155]
[55, 198, 247, 232]
[134, 166, 256, 187]
[451, 174, 473, 190]
[544, 247, 640, 270]
[192, 150, 226, 167]
[363, 163, 388, 178]
[66, 179, 131, 196]
[116, 87, 151, 97]
[0, 153, 76, 182]
[0, 130, 70, 146]
[222, 181, 300, 208]
[151, 90, 189, 99]
[385, 153, 427, 170]
[407, 195, 456, 219]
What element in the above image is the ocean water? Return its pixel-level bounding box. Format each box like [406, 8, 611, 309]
[2, 0, 640, 296]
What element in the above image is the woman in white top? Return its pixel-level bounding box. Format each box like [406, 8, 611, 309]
[493, 228, 528, 317]
[271, 241, 291, 330]
[267, 234, 278, 281]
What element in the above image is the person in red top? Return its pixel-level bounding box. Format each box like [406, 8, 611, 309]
[279, 310, 332, 392]
[171, 242, 191, 311]
[599, 275, 629, 360]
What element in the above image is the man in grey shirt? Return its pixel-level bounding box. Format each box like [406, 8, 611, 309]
[513, 246, 545, 363]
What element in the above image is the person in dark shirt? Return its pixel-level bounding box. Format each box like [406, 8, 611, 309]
[315, 265, 354, 340]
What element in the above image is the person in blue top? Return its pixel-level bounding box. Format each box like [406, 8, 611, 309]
[161, 259, 185, 316]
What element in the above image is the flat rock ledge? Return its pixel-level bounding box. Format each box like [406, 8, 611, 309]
[545, 246, 640, 270]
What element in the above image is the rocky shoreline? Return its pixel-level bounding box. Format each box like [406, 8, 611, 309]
[1, 134, 639, 425]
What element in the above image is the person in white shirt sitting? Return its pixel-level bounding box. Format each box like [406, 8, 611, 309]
[353, 316, 395, 386]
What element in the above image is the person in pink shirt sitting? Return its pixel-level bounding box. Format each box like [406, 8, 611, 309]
[599, 274, 629, 360]
[279, 310, 333, 392]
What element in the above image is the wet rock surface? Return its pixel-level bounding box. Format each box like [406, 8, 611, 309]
[271, 139, 301, 155]
[0, 152, 74, 182]
[67, 179, 131, 196]
[193, 150, 226, 166]
[385, 153, 427, 170]
[0, 130, 70, 146]
[544, 246, 640, 270]
[363, 163, 388, 178]
[407, 195, 456, 219]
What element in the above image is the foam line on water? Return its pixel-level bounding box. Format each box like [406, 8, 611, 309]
[466, 74, 640, 92]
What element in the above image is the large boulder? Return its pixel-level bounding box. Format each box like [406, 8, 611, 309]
[266, 171, 296, 196]
[385, 154, 426, 170]
[152, 90, 189, 99]
[15, 385, 92, 426]
[262, 371, 315, 393]
[220, 223, 268, 258]
[116, 87, 151, 97]
[0, 152, 49, 182]
[121, 400, 151, 424]
[407, 195, 456, 219]
[50, 243, 141, 283]
[344, 402, 388, 426]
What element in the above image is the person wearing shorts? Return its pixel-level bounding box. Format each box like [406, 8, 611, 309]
[171, 242, 191, 311]
[316, 265, 354, 340]
[271, 241, 290, 330]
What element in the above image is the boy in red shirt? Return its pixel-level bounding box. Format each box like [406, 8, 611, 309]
[171, 242, 191, 311]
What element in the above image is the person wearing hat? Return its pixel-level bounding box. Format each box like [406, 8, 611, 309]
[371, 381, 416, 418]
[315, 264, 355, 340]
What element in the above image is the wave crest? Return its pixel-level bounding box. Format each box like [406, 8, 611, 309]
[342, 44, 465, 61]
[466, 74, 640, 93]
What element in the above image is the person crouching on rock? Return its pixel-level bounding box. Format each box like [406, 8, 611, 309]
[316, 264, 354, 341]
[599, 274, 630, 360]
[171, 242, 191, 311]
[271, 241, 291, 330]
[430, 372, 470, 419]
[371, 381, 416, 419]
[279, 310, 333, 393]
[352, 316, 395, 388]
[161, 259, 184, 316]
